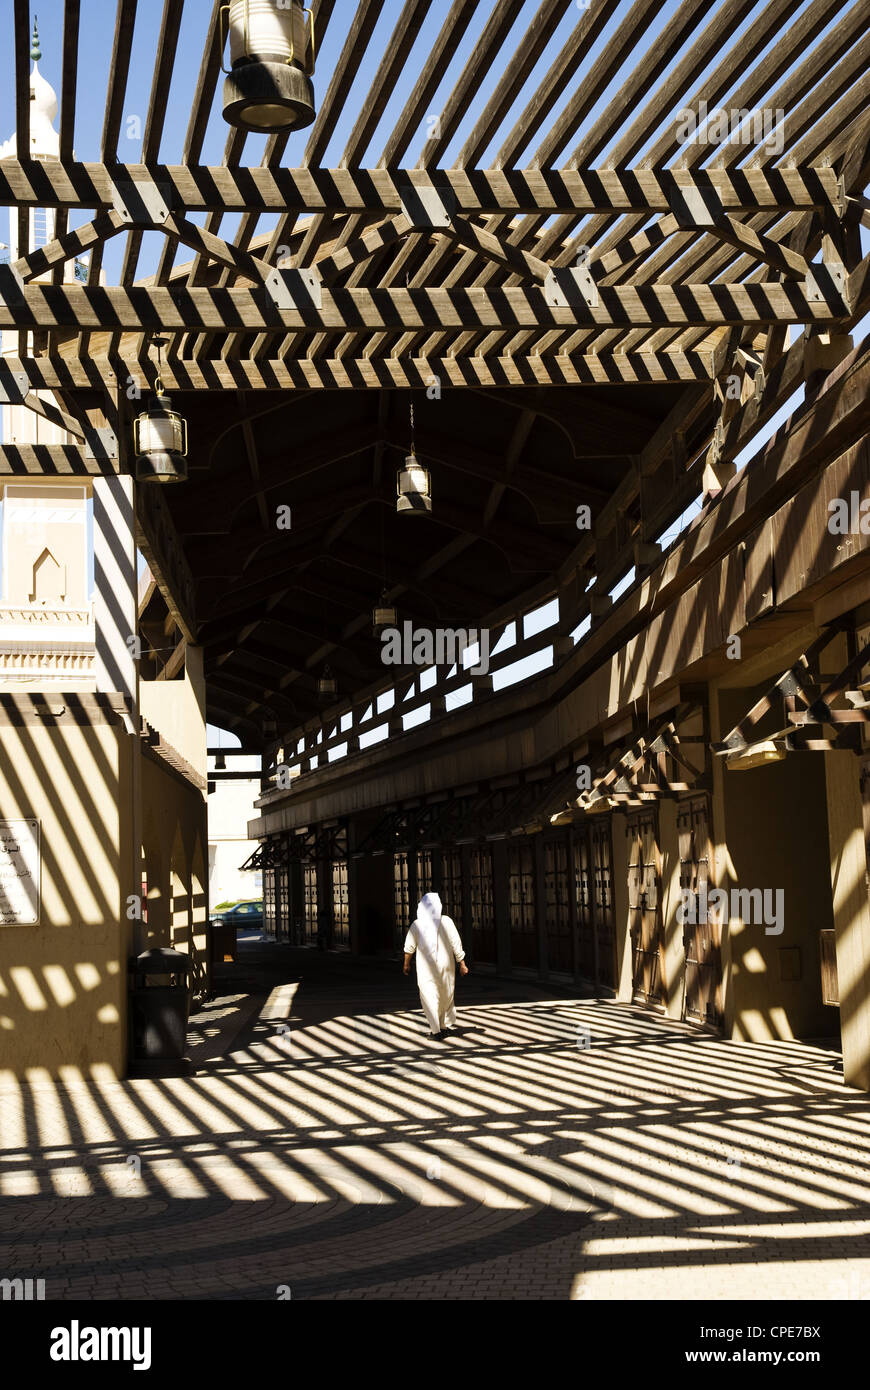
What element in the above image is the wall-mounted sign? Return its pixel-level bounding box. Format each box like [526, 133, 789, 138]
[0, 819, 40, 925]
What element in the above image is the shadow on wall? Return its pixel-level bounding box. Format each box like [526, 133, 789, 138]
[0, 715, 208, 1079]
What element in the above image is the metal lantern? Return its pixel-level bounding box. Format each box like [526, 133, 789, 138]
[222, 0, 316, 133]
[397, 453, 431, 515]
[133, 382, 188, 483]
[317, 665, 337, 702]
[372, 590, 397, 634]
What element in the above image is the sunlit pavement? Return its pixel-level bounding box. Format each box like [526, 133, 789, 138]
[2, 940, 870, 1301]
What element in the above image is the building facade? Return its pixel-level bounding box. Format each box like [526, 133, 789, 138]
[0, 42, 209, 1079]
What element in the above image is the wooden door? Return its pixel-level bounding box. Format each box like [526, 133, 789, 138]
[627, 810, 664, 1004]
[303, 863, 318, 943]
[574, 830, 595, 979]
[470, 845, 496, 962]
[394, 852, 410, 938]
[416, 848, 433, 897]
[441, 846, 464, 931]
[678, 797, 722, 1027]
[508, 840, 538, 970]
[544, 835, 572, 974]
[590, 821, 616, 987]
[332, 861, 349, 948]
[263, 868, 276, 939]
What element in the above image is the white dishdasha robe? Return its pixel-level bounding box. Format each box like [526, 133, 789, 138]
[404, 892, 466, 1035]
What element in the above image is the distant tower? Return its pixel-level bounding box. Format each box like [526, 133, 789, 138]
[0, 22, 93, 689]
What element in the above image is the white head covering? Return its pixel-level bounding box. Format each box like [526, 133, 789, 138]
[416, 892, 442, 961]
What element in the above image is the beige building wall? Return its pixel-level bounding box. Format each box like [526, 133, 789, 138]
[208, 753, 262, 908]
[712, 682, 839, 1044]
[0, 720, 133, 1079]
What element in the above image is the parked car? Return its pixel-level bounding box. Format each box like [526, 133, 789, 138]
[209, 899, 264, 967]
[210, 900, 263, 932]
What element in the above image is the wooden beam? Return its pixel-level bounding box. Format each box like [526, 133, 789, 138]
[439, 217, 550, 280]
[708, 327, 854, 472]
[0, 278, 849, 333]
[0, 161, 844, 216]
[0, 444, 118, 475]
[12, 211, 128, 282]
[695, 218, 812, 279]
[4, 348, 719, 392]
[135, 484, 199, 643]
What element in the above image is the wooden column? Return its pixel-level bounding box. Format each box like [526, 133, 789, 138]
[611, 811, 633, 1002]
[658, 798, 686, 1020]
[93, 473, 138, 709]
[825, 749, 870, 1091]
[567, 826, 580, 984]
[534, 836, 548, 980]
[492, 840, 511, 974]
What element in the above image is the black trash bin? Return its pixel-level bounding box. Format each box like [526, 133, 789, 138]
[129, 948, 192, 1061]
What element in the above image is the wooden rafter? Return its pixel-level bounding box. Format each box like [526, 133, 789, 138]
[0, 348, 719, 393]
[0, 160, 844, 218]
[0, 278, 849, 334]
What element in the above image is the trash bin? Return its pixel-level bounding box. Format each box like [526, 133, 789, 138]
[129, 948, 192, 1061]
[210, 917, 237, 966]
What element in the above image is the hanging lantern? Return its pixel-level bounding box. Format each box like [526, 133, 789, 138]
[133, 380, 188, 483]
[397, 452, 431, 516]
[317, 665, 337, 702]
[372, 589, 397, 634]
[222, 0, 316, 133]
[214, 752, 227, 771]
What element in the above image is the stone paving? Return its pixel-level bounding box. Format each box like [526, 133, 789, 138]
[2, 940, 870, 1301]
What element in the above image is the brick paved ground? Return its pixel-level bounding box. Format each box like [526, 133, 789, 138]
[2, 940, 870, 1301]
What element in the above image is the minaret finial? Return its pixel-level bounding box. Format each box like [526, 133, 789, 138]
[31, 17, 41, 64]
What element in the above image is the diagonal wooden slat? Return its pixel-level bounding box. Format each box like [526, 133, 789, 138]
[120, 0, 185, 286]
[12, 211, 128, 281]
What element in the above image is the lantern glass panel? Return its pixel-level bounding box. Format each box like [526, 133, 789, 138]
[135, 412, 185, 456]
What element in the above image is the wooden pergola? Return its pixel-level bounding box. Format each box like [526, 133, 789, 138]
[1, 0, 868, 743]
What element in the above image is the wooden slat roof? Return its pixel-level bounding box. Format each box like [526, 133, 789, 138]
[1, 0, 868, 741]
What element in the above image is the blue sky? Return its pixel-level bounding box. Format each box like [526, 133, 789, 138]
[2, 0, 865, 281]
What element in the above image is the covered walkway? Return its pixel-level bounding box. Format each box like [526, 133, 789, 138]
[2, 940, 869, 1301]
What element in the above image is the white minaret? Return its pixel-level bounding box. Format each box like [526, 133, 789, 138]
[0, 20, 93, 689]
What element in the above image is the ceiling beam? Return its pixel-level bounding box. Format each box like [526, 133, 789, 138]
[0, 278, 849, 332]
[0, 161, 843, 216]
[2, 348, 720, 392]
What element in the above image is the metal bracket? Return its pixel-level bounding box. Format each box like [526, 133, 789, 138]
[804, 258, 848, 309]
[110, 178, 171, 225]
[545, 266, 599, 308]
[669, 185, 725, 228]
[399, 183, 455, 229]
[0, 362, 28, 403]
[0, 262, 25, 298]
[836, 173, 848, 220]
[85, 428, 119, 462]
[264, 268, 323, 311]
[707, 417, 725, 467]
